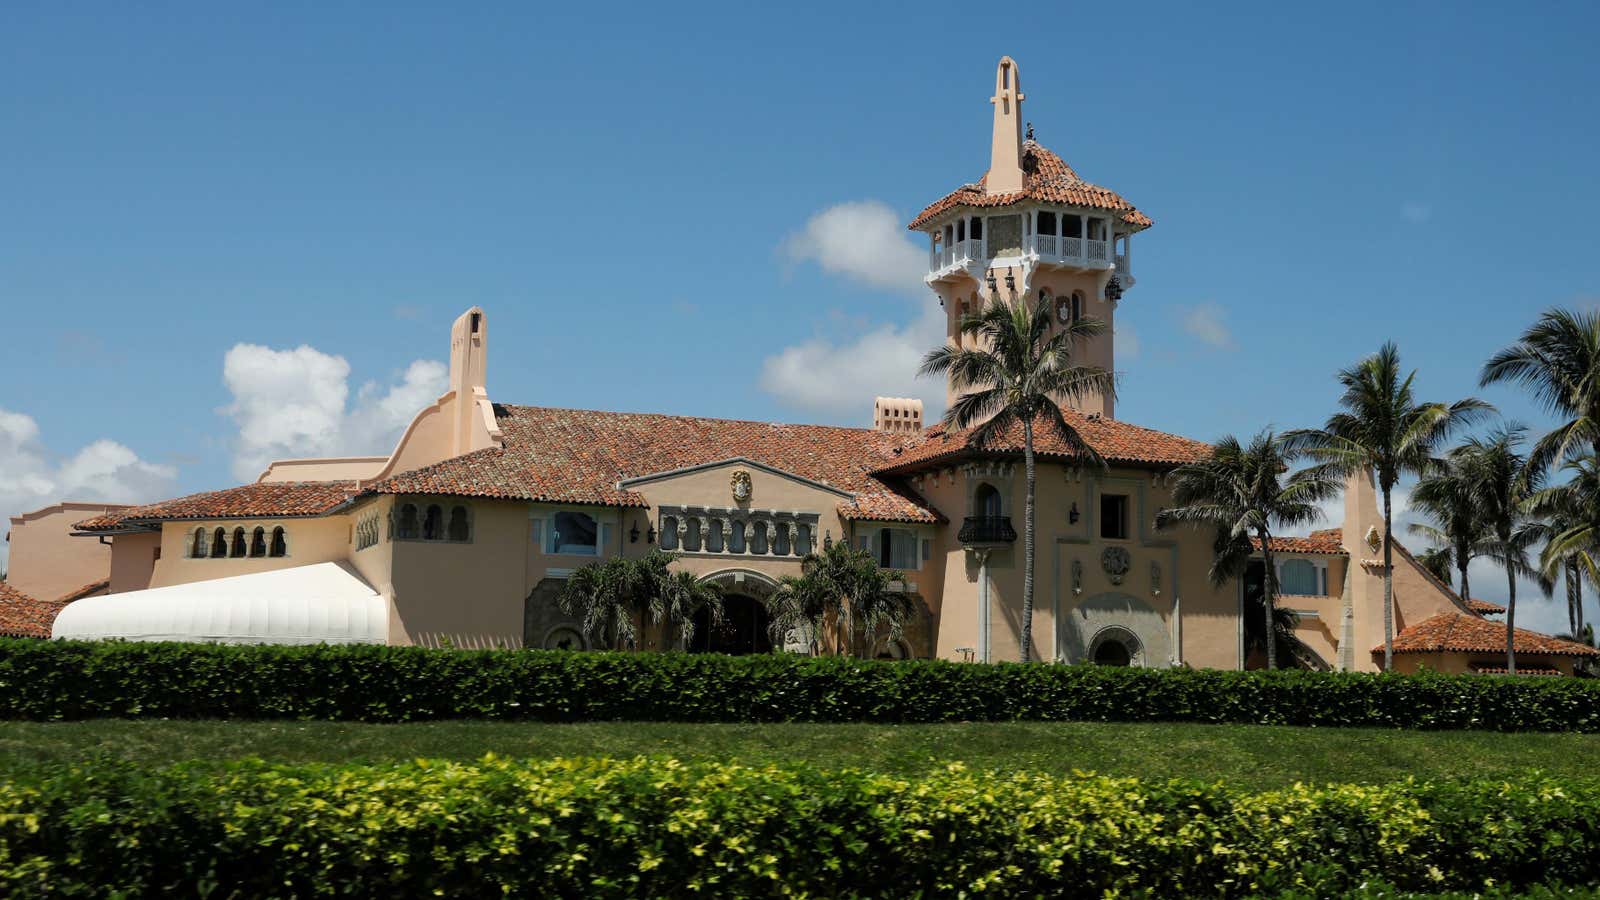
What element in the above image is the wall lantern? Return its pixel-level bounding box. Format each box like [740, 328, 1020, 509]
[1069, 502, 1080, 524]
[986, 271, 999, 296]
[1104, 275, 1123, 302]
[646, 525, 657, 544]
[629, 523, 640, 543]
[823, 530, 834, 550]
[1003, 268, 1015, 294]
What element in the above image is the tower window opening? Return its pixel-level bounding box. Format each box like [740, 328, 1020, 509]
[1002, 63, 1010, 89]
[1100, 494, 1130, 540]
[970, 217, 982, 239]
[956, 219, 966, 242]
[1037, 210, 1056, 235]
[1063, 215, 1083, 238]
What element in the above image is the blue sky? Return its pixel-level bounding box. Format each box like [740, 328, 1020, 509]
[2, 2, 1595, 628]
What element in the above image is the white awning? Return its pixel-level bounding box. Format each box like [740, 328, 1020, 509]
[52, 562, 387, 645]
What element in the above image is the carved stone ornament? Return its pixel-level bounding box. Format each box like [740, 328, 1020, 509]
[1364, 525, 1382, 555]
[1100, 545, 1131, 585]
[1071, 559, 1084, 596]
[1150, 561, 1162, 597]
[731, 470, 753, 503]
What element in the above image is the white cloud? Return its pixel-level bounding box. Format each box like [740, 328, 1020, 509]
[1400, 202, 1432, 224]
[760, 306, 947, 420]
[1182, 302, 1237, 351]
[221, 344, 447, 481]
[1116, 322, 1140, 360]
[0, 409, 177, 572]
[778, 200, 927, 297]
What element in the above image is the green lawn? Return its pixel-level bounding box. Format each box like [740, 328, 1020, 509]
[2, 720, 1596, 789]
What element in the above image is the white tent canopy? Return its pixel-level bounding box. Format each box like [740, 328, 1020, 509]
[52, 562, 387, 645]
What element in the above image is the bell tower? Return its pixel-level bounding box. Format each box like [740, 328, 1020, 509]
[908, 55, 1153, 420]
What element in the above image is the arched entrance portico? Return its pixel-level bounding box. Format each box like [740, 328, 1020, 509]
[689, 569, 779, 655]
[689, 594, 773, 655]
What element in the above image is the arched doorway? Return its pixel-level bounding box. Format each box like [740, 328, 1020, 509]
[689, 594, 773, 655]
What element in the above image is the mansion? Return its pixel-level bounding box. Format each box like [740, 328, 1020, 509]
[4, 57, 1595, 676]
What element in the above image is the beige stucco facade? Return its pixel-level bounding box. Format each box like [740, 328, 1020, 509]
[6, 502, 127, 601]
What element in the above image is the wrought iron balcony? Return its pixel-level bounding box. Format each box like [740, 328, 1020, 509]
[958, 515, 1017, 546]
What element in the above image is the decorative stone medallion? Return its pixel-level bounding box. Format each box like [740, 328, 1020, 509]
[730, 470, 753, 503]
[1364, 525, 1381, 554]
[1100, 545, 1131, 585]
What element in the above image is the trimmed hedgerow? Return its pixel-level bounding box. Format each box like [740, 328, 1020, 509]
[1, 757, 1598, 897]
[1, 638, 1599, 729]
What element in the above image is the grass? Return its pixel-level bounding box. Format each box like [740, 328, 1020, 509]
[2, 719, 1597, 789]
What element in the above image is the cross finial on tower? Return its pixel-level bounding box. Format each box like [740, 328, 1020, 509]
[987, 56, 1026, 193]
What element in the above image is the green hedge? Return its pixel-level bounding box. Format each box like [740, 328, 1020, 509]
[1, 757, 1597, 897]
[2, 638, 1599, 730]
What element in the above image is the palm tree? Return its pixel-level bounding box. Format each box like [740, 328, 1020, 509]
[1481, 308, 1600, 476]
[559, 550, 722, 651]
[1460, 427, 1547, 674]
[766, 541, 915, 657]
[919, 293, 1115, 662]
[654, 566, 724, 650]
[1413, 547, 1455, 586]
[1156, 430, 1341, 669]
[1528, 454, 1600, 639]
[1284, 342, 1492, 671]
[1408, 450, 1490, 608]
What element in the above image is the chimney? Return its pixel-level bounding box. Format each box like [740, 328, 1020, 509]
[873, 397, 924, 434]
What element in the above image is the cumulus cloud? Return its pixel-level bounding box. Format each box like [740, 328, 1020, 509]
[0, 409, 177, 572]
[760, 306, 947, 420]
[221, 345, 447, 480]
[1182, 302, 1237, 351]
[778, 200, 927, 297]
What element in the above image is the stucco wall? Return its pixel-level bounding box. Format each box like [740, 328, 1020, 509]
[6, 502, 126, 601]
[389, 498, 533, 648]
[153, 516, 357, 589]
[108, 531, 160, 594]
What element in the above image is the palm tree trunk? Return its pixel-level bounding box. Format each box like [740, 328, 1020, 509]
[1505, 553, 1517, 675]
[1382, 488, 1395, 672]
[1569, 561, 1580, 638]
[1258, 530, 1279, 670]
[1020, 419, 1037, 663]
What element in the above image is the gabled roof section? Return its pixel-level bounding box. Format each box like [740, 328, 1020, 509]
[1381, 612, 1599, 658]
[0, 582, 66, 639]
[871, 409, 1211, 477]
[908, 140, 1152, 231]
[73, 481, 360, 532]
[618, 457, 855, 500]
[365, 405, 941, 523]
[1253, 529, 1346, 556]
[1467, 598, 1508, 616]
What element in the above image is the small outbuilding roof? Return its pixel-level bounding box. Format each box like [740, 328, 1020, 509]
[1380, 612, 1599, 658]
[0, 582, 67, 639]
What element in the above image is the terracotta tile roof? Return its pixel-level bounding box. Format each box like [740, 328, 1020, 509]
[367, 406, 943, 524]
[1380, 612, 1600, 658]
[908, 140, 1153, 231]
[55, 579, 110, 603]
[73, 481, 360, 532]
[1252, 532, 1346, 555]
[871, 409, 1211, 477]
[0, 582, 66, 639]
[1468, 597, 1508, 615]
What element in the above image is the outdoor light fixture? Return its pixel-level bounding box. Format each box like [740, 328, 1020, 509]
[646, 525, 657, 544]
[1069, 502, 1079, 524]
[823, 530, 833, 550]
[1105, 275, 1123, 302]
[1004, 269, 1015, 293]
[986, 271, 998, 295]
[629, 523, 640, 543]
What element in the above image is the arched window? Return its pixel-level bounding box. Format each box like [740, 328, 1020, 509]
[660, 516, 679, 551]
[1090, 627, 1141, 667]
[447, 506, 470, 542]
[211, 528, 228, 558]
[1094, 639, 1132, 666]
[269, 527, 287, 558]
[552, 511, 598, 555]
[752, 522, 769, 555]
[249, 526, 267, 558]
[396, 504, 419, 540]
[774, 523, 791, 556]
[975, 483, 1002, 519]
[190, 528, 207, 559]
[230, 528, 248, 558]
[1280, 559, 1320, 595]
[422, 505, 444, 541]
[727, 521, 746, 553]
[685, 518, 702, 552]
[705, 520, 724, 553]
[797, 523, 813, 555]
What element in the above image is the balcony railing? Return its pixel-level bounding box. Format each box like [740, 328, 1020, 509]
[958, 515, 1017, 545]
[1022, 234, 1119, 271]
[930, 238, 985, 274]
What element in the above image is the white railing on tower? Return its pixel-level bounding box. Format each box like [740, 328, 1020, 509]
[1033, 235, 1057, 258]
[1086, 239, 1108, 261]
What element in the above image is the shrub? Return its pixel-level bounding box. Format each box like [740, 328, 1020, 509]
[1, 757, 1598, 897]
[2, 638, 1599, 730]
